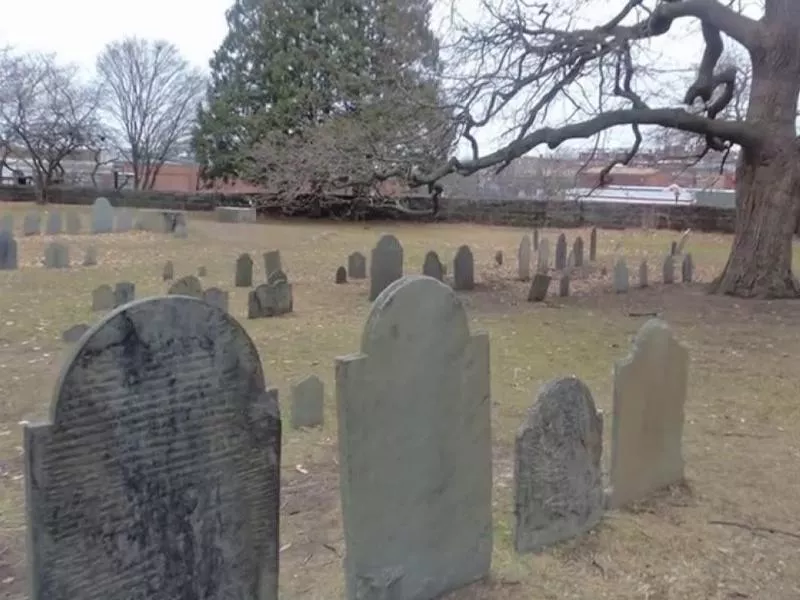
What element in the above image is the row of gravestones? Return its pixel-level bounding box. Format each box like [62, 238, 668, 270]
[234, 250, 285, 287]
[0, 235, 98, 270]
[88, 277, 230, 314]
[23, 276, 689, 600]
[519, 229, 596, 281]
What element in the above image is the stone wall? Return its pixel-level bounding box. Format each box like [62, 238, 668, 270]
[0, 184, 736, 233]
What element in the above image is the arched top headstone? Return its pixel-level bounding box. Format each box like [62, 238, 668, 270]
[374, 233, 401, 252]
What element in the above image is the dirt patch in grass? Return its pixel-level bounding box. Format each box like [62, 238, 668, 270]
[1, 202, 800, 599]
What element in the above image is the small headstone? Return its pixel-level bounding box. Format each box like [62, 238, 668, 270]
[335, 266, 347, 284]
[518, 235, 532, 281]
[514, 377, 603, 553]
[573, 237, 584, 267]
[0, 214, 13, 234]
[203, 287, 230, 312]
[115, 208, 134, 232]
[197, 266, 207, 277]
[369, 234, 403, 301]
[82, 246, 97, 267]
[168, 275, 203, 298]
[527, 274, 551, 302]
[494, 250, 503, 266]
[639, 260, 648, 288]
[23, 212, 41, 236]
[44, 242, 69, 269]
[45, 210, 63, 235]
[290, 374, 324, 429]
[91, 284, 114, 311]
[670, 241, 677, 255]
[162, 260, 174, 280]
[589, 227, 597, 261]
[65, 212, 81, 234]
[681, 253, 694, 283]
[235, 253, 254, 287]
[91, 197, 114, 234]
[609, 319, 688, 508]
[61, 323, 90, 343]
[0, 231, 18, 270]
[453, 245, 475, 291]
[422, 250, 444, 281]
[263, 250, 282, 279]
[676, 229, 691, 254]
[663, 255, 675, 284]
[267, 268, 288, 286]
[536, 239, 550, 274]
[248, 279, 293, 318]
[173, 222, 188, 238]
[559, 275, 569, 297]
[347, 251, 367, 279]
[554, 233, 567, 270]
[113, 282, 135, 307]
[613, 259, 629, 293]
[532, 228, 539, 251]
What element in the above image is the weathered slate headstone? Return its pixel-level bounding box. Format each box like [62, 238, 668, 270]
[162, 260, 174, 281]
[113, 281, 135, 307]
[348, 252, 367, 279]
[681, 253, 694, 283]
[609, 319, 688, 508]
[369, 234, 403, 301]
[554, 233, 568, 270]
[91, 284, 114, 311]
[44, 242, 69, 269]
[263, 250, 282, 279]
[335, 266, 347, 284]
[65, 212, 81, 235]
[290, 374, 324, 429]
[235, 253, 254, 287]
[518, 235, 532, 281]
[168, 275, 203, 298]
[536, 238, 550, 274]
[23, 296, 281, 600]
[559, 274, 570, 298]
[45, 210, 63, 235]
[82, 247, 97, 267]
[639, 260, 648, 288]
[573, 237, 584, 268]
[115, 208, 134, 232]
[453, 245, 475, 291]
[670, 241, 677, 256]
[197, 266, 207, 277]
[336, 276, 492, 599]
[247, 279, 293, 318]
[613, 258, 629, 293]
[589, 227, 597, 261]
[61, 323, 89, 343]
[532, 228, 539, 251]
[527, 274, 551, 302]
[0, 231, 18, 270]
[91, 197, 114, 234]
[0, 213, 13, 234]
[494, 250, 503, 266]
[514, 377, 603, 553]
[23, 212, 41, 236]
[422, 250, 444, 281]
[203, 287, 230, 312]
[663, 255, 675, 284]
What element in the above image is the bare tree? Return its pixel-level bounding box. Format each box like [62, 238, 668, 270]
[401, 0, 800, 298]
[0, 51, 103, 202]
[96, 38, 205, 190]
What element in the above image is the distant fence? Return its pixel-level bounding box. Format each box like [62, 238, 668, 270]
[0, 184, 738, 233]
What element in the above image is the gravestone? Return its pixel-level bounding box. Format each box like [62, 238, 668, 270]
[676, 229, 691, 254]
[113, 281, 136, 307]
[609, 319, 688, 508]
[247, 279, 293, 318]
[573, 237, 584, 268]
[559, 274, 570, 298]
[267, 269, 287, 286]
[336, 276, 492, 600]
[453, 245, 475, 291]
[173, 222, 188, 238]
[162, 260, 174, 281]
[23, 212, 41, 236]
[527, 274, 551, 302]
[536, 239, 550, 274]
[168, 275, 203, 299]
[639, 260, 648, 288]
[613, 259, 629, 293]
[215, 206, 257, 223]
[514, 377, 603, 553]
[1, 213, 13, 234]
[115, 209, 134, 232]
[91, 197, 115, 234]
[263, 250, 282, 280]
[82, 247, 97, 267]
[554, 233, 567, 270]
[348, 252, 367, 279]
[589, 227, 597, 261]
[197, 266, 207, 277]
[61, 323, 89, 343]
[681, 253, 694, 283]
[235, 253, 254, 287]
[663, 255, 675, 284]
[65, 212, 81, 235]
[203, 287, 230, 312]
[335, 266, 347, 284]
[670, 241, 677, 256]
[0, 231, 18, 270]
[422, 250, 444, 281]
[517, 235, 532, 281]
[44, 242, 69, 269]
[494, 250, 503, 266]
[290, 374, 324, 429]
[567, 250, 574, 269]
[45, 210, 63, 235]
[91, 284, 115, 311]
[23, 296, 281, 600]
[532, 228, 539, 251]
[369, 234, 403, 301]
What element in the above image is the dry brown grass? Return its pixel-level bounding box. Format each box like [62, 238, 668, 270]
[1, 201, 800, 600]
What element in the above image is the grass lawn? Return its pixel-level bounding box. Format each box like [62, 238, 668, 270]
[1, 201, 799, 599]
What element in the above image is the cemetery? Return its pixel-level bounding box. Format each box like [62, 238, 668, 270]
[0, 199, 799, 599]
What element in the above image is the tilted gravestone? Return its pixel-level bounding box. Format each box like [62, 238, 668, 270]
[558, 274, 570, 297]
[514, 377, 604, 553]
[0, 231, 18, 270]
[45, 210, 63, 235]
[662, 255, 675, 284]
[61, 323, 90, 343]
[235, 253, 254, 287]
[263, 250, 282, 280]
[203, 287, 230, 312]
[44, 242, 69, 269]
[91, 197, 115, 234]
[681, 253, 694, 283]
[517, 235, 532, 281]
[23, 212, 41, 236]
[609, 319, 688, 509]
[335, 266, 347, 284]
[639, 260, 648, 288]
[527, 274, 550, 302]
[554, 233, 568, 270]
[168, 275, 203, 299]
[0, 213, 13, 234]
[369, 234, 403, 301]
[91, 284, 115, 311]
[290, 374, 324, 429]
[248, 276, 293, 319]
[113, 281, 135, 307]
[23, 296, 281, 600]
[162, 260, 174, 281]
[532, 228, 539, 251]
[348, 251, 367, 279]
[613, 258, 629, 293]
[536, 239, 550, 274]
[82, 247, 97, 267]
[589, 227, 597, 261]
[65, 212, 81, 235]
[573, 237, 584, 268]
[115, 208, 134, 232]
[422, 250, 444, 281]
[336, 276, 492, 600]
[453, 245, 475, 291]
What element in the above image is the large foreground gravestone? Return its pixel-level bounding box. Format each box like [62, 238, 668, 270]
[336, 276, 492, 600]
[517, 235, 531, 281]
[91, 197, 115, 234]
[453, 245, 475, 290]
[369, 234, 403, 301]
[514, 377, 604, 553]
[422, 250, 444, 281]
[609, 319, 688, 508]
[348, 252, 367, 279]
[0, 231, 18, 270]
[23, 297, 281, 600]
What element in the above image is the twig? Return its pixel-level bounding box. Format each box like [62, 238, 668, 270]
[628, 311, 660, 317]
[709, 520, 800, 541]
